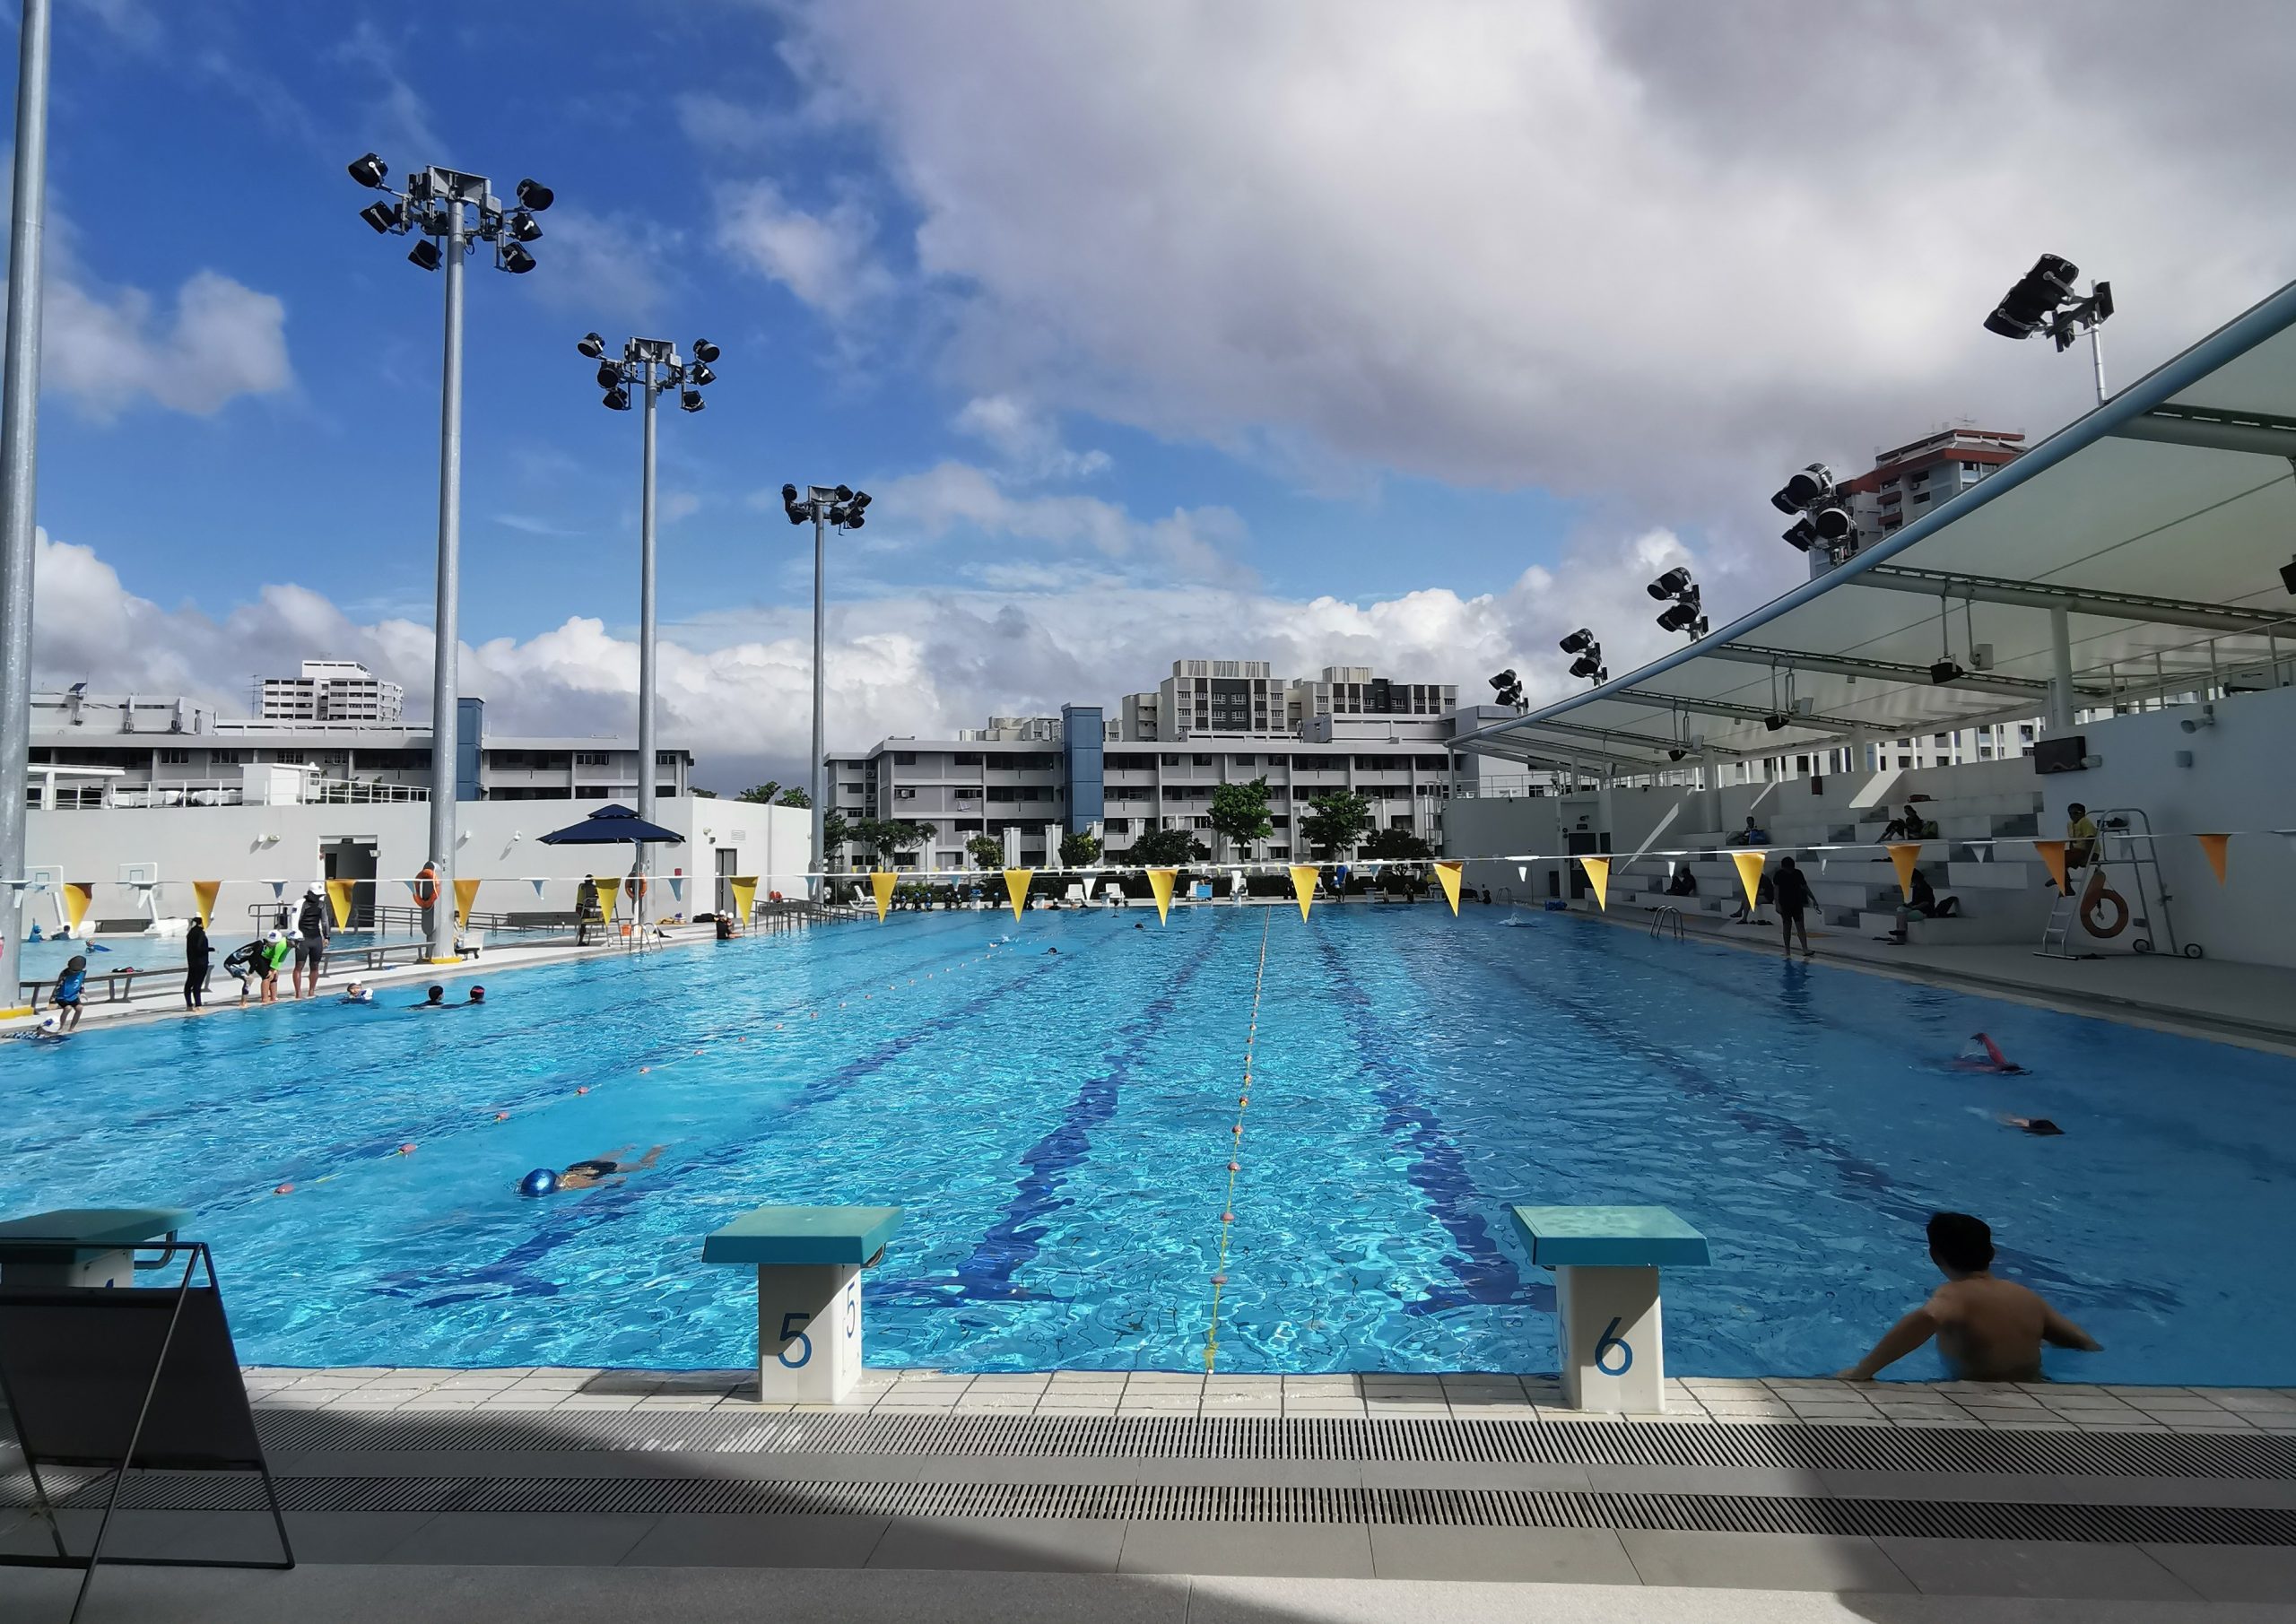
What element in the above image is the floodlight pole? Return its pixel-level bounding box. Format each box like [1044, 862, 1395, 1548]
[425, 192, 466, 963]
[810, 497, 829, 898]
[638, 355, 658, 868]
[0, 0, 49, 1008]
[2087, 322, 2108, 405]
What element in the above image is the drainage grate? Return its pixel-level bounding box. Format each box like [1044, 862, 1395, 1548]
[31, 1471, 2296, 1544]
[248, 1411, 2296, 1481]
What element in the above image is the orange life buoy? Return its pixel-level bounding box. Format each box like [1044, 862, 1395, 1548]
[2078, 868, 2128, 938]
[411, 864, 440, 909]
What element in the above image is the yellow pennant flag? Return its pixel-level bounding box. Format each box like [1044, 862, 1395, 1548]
[727, 875, 758, 922]
[1729, 849, 1767, 911]
[1886, 842, 1923, 902]
[1578, 855, 1611, 911]
[1146, 867, 1177, 925]
[191, 880, 222, 929]
[2197, 833, 2230, 886]
[2032, 839, 2069, 896]
[1433, 860, 1465, 916]
[1003, 868, 1033, 921]
[454, 877, 482, 930]
[869, 871, 897, 921]
[61, 882, 92, 932]
[1288, 864, 1318, 920]
[326, 878, 358, 930]
[595, 876, 622, 924]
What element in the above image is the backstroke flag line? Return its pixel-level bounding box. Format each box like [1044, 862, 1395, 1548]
[1146, 867, 1177, 925]
[2032, 839, 2069, 896]
[596, 877, 622, 925]
[192, 880, 221, 929]
[1289, 864, 1318, 920]
[1887, 842, 1923, 901]
[1004, 868, 1033, 922]
[870, 871, 897, 922]
[1729, 850, 1766, 911]
[728, 876, 758, 921]
[61, 882, 92, 932]
[2199, 833, 2230, 884]
[454, 878, 482, 931]
[1578, 855, 1610, 911]
[326, 879, 357, 930]
[1433, 860, 1464, 915]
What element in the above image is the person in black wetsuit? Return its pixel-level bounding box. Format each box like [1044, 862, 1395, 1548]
[1774, 855, 1813, 957]
[183, 919, 212, 1010]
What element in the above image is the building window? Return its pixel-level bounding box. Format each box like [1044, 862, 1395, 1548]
[575, 751, 607, 766]
[157, 749, 191, 765]
[655, 751, 679, 766]
[1192, 754, 1213, 767]
[894, 752, 917, 766]
[895, 786, 917, 799]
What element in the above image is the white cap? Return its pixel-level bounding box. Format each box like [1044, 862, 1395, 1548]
[38, 1012, 61, 1033]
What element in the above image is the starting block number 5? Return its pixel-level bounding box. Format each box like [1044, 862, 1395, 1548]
[1595, 1316, 1633, 1376]
[777, 1310, 813, 1368]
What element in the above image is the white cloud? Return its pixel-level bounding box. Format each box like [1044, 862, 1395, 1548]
[32, 518, 1702, 791]
[519, 208, 679, 319]
[716, 179, 893, 319]
[952, 395, 1110, 481]
[676, 91, 780, 155]
[43, 269, 292, 421]
[763, 1, 2296, 547]
[663, 491, 702, 522]
[876, 459, 1249, 586]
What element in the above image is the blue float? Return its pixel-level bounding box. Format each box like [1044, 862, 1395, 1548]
[518, 1168, 559, 1198]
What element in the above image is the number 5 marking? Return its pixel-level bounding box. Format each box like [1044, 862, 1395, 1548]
[1595, 1316, 1633, 1376]
[844, 1281, 859, 1341]
[777, 1310, 813, 1368]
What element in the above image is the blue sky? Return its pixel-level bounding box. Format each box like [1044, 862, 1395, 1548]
[22, 2, 2294, 786]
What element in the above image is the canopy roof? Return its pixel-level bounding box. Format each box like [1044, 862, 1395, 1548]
[1459, 279, 2296, 769]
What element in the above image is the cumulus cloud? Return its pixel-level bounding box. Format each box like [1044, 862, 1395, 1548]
[717, 179, 893, 318]
[32, 517, 1699, 792]
[518, 208, 680, 319]
[876, 459, 1250, 586]
[756, 0, 2296, 546]
[43, 269, 291, 421]
[952, 395, 1110, 481]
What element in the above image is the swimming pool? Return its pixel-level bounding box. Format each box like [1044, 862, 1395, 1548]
[9, 907, 2292, 1383]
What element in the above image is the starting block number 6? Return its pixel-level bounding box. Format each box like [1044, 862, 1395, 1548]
[1595, 1316, 1633, 1376]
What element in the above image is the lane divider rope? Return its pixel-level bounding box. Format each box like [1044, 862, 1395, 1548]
[1204, 907, 1274, 1375]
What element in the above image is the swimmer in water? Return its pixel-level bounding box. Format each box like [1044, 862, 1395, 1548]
[27, 1012, 69, 1040]
[1045, 947, 1059, 955]
[466, 985, 486, 1005]
[555, 1143, 666, 1190]
[343, 981, 375, 1004]
[1999, 1116, 2065, 1137]
[1949, 1032, 2025, 1074]
[413, 984, 447, 1009]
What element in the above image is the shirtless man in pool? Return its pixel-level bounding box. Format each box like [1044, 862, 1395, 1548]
[1838, 1211, 2100, 1383]
[557, 1144, 667, 1190]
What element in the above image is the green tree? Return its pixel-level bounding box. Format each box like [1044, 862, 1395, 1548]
[735, 780, 782, 804]
[1361, 827, 1432, 863]
[1207, 777, 1274, 857]
[818, 808, 850, 870]
[965, 834, 1004, 870]
[691, 786, 718, 798]
[853, 817, 931, 868]
[1057, 829, 1102, 868]
[775, 786, 810, 808]
[1300, 789, 1375, 862]
[1130, 826, 1210, 866]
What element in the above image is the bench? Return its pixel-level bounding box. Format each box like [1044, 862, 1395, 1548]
[1509, 1204, 1709, 1413]
[702, 1205, 902, 1403]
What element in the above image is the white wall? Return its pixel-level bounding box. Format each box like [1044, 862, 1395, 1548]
[2030, 683, 2296, 969]
[21, 795, 813, 934]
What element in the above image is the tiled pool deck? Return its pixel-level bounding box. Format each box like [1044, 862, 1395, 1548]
[241, 1367, 2296, 1431]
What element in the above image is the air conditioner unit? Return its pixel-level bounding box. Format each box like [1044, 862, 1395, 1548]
[119, 862, 161, 888]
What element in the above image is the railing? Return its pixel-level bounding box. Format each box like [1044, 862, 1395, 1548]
[1649, 905, 1685, 940]
[57, 777, 429, 810]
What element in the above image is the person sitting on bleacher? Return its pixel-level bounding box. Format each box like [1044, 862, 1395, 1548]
[1885, 865, 1961, 943]
[1726, 814, 1770, 847]
[1883, 803, 1939, 841]
[1666, 866, 1698, 897]
[1730, 870, 1775, 925]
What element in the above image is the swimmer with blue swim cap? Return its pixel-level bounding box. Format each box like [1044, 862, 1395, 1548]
[520, 1142, 665, 1195]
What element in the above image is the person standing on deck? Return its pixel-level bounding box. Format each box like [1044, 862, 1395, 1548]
[183, 919, 212, 1010]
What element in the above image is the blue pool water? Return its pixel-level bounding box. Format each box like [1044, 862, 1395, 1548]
[7, 908, 2293, 1382]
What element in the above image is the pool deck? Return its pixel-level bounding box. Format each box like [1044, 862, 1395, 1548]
[9, 1369, 2295, 1615]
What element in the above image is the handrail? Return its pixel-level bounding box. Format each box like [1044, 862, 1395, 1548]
[1649, 905, 1685, 940]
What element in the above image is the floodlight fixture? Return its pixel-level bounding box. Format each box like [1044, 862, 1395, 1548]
[2281, 555, 2296, 595]
[509, 211, 543, 242]
[596, 360, 621, 390]
[1657, 601, 1702, 633]
[687, 362, 715, 387]
[834, 483, 854, 503]
[359, 200, 399, 234]
[1489, 670, 1516, 690]
[1812, 506, 1853, 542]
[1986, 252, 2115, 400]
[1666, 748, 1686, 762]
[1770, 463, 1834, 515]
[1763, 713, 1787, 732]
[515, 178, 554, 213]
[500, 243, 537, 275]
[1648, 568, 1692, 600]
[1781, 518, 1818, 553]
[347, 152, 389, 188]
[602, 385, 631, 411]
[847, 491, 872, 517]
[406, 239, 442, 272]
[691, 339, 720, 364]
[1559, 629, 1594, 656]
[577, 332, 606, 359]
[680, 388, 705, 413]
[1929, 658, 1966, 685]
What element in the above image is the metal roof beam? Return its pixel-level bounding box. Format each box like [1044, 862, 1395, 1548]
[1700, 642, 2099, 700]
[1600, 687, 1871, 732]
[2109, 403, 2296, 459]
[1853, 565, 2296, 635]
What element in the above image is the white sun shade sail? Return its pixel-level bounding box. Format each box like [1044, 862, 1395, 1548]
[1459, 278, 2296, 768]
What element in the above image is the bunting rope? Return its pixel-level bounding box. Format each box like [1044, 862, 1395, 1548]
[1204, 907, 1274, 1375]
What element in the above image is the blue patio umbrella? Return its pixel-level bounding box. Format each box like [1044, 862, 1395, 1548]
[535, 803, 686, 847]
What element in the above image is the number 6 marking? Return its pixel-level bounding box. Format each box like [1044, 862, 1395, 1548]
[777, 1310, 813, 1368]
[1595, 1316, 1633, 1376]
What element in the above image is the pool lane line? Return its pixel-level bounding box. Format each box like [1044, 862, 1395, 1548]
[1204, 907, 1274, 1374]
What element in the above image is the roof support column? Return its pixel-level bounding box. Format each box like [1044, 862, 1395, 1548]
[1700, 741, 1721, 832]
[2048, 605, 2076, 733]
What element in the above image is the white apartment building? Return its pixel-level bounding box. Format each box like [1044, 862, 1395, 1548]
[258, 659, 405, 724]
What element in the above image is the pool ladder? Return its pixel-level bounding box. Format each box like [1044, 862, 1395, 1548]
[1649, 906, 1684, 940]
